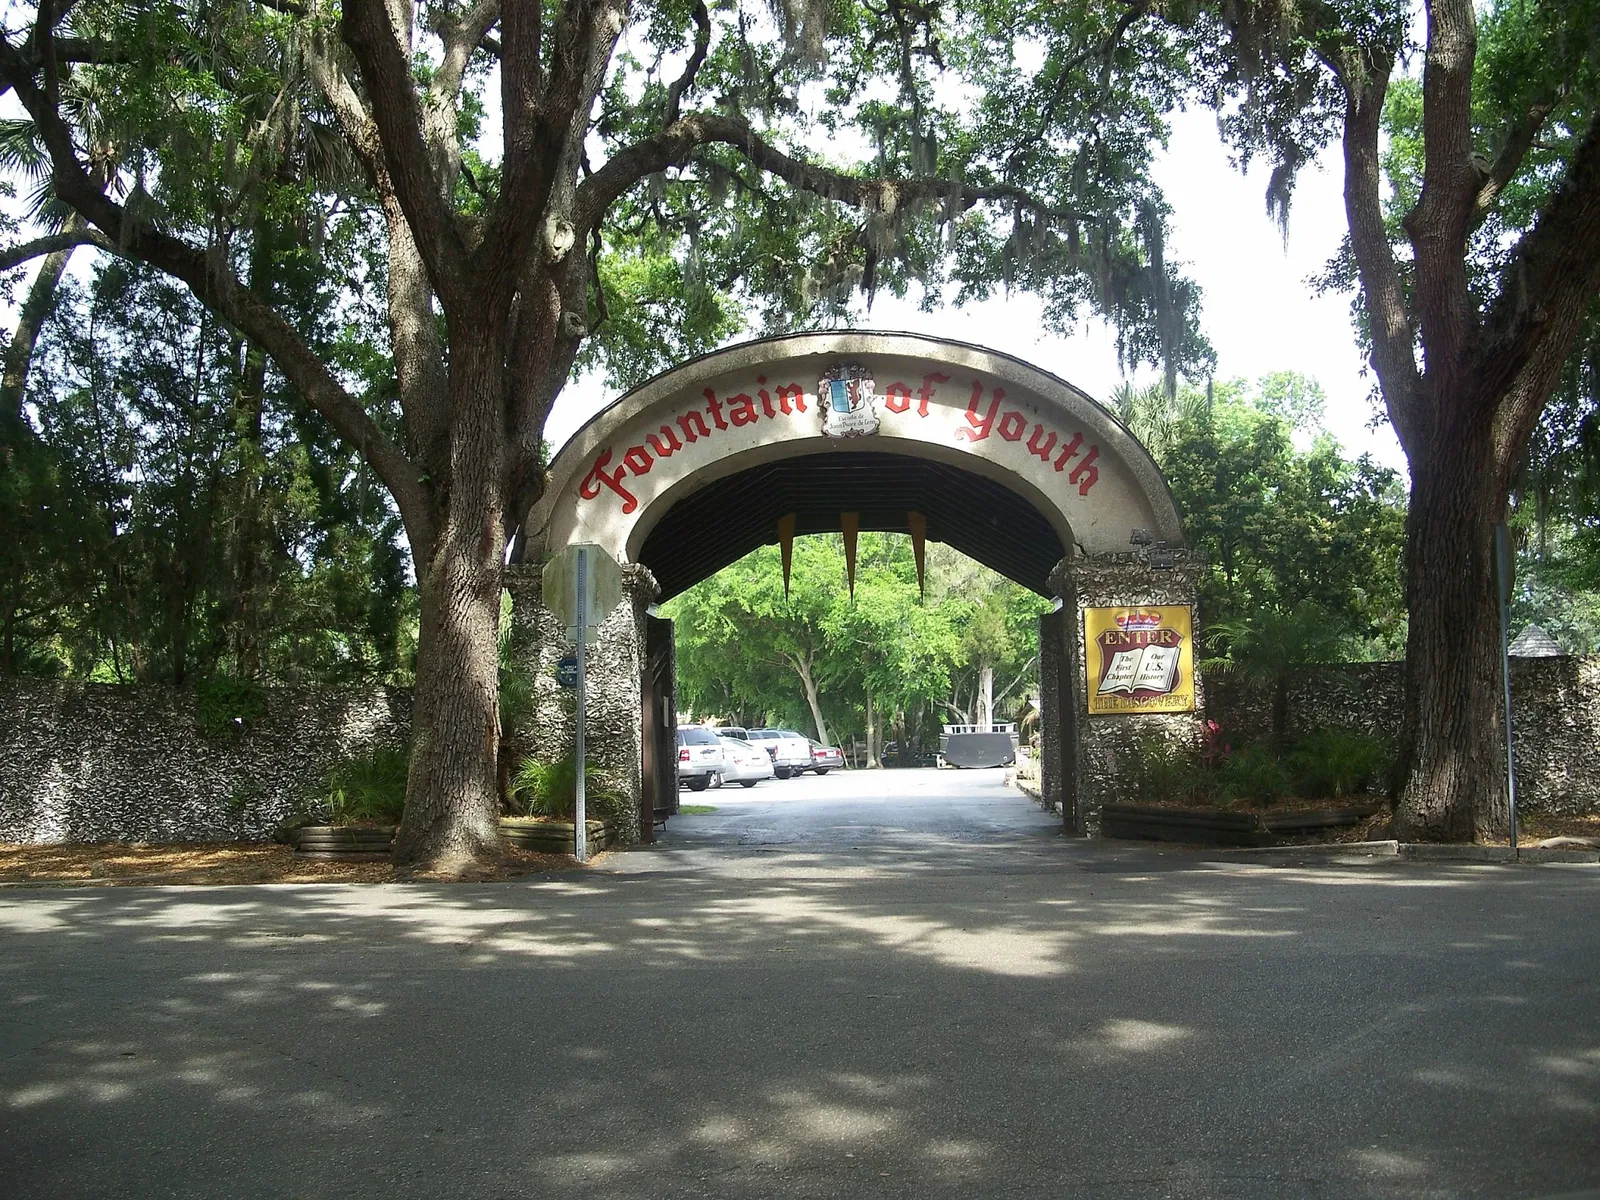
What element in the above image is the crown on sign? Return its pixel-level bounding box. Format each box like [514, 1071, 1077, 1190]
[1115, 612, 1163, 631]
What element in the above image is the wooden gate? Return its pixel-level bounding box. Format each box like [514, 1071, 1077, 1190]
[640, 614, 678, 839]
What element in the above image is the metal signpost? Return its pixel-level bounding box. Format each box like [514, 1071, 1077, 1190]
[1495, 524, 1518, 851]
[574, 547, 588, 861]
[541, 544, 623, 863]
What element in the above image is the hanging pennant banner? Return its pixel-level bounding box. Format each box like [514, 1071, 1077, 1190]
[841, 512, 860, 598]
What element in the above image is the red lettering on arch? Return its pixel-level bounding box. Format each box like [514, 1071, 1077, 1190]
[1026, 424, 1058, 461]
[623, 445, 653, 476]
[677, 410, 710, 443]
[956, 380, 1004, 441]
[1069, 445, 1100, 495]
[997, 411, 1027, 442]
[884, 382, 913, 413]
[727, 393, 759, 426]
[646, 425, 683, 458]
[1053, 432, 1083, 472]
[579, 448, 638, 513]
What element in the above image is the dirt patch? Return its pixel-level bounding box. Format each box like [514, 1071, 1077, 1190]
[1500, 812, 1600, 847]
[0, 841, 588, 887]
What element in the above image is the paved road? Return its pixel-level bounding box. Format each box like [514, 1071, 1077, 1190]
[3, 769, 1598, 1199]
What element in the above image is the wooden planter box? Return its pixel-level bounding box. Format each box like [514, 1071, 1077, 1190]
[1102, 803, 1382, 847]
[290, 825, 396, 859]
[499, 818, 615, 857]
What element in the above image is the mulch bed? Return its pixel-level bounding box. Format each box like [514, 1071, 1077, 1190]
[1113, 801, 1600, 848]
[0, 841, 589, 887]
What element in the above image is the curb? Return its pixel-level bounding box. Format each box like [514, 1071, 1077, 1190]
[1201, 840, 1599, 865]
[1397, 843, 1514, 863]
[1202, 840, 1399, 860]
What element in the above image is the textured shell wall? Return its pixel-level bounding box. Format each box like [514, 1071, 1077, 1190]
[0, 681, 411, 844]
[1053, 554, 1208, 834]
[1205, 657, 1600, 817]
[503, 561, 651, 845]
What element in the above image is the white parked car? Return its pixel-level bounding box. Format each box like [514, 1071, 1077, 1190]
[718, 736, 775, 787]
[676, 725, 726, 791]
[747, 728, 814, 778]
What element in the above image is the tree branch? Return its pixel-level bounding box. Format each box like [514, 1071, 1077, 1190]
[663, 1, 710, 129]
[1334, 56, 1423, 451]
[1403, 0, 1482, 382]
[1014, 0, 1150, 166]
[0, 227, 110, 272]
[494, 1, 627, 307]
[574, 111, 1090, 236]
[432, 1, 501, 103]
[1480, 108, 1600, 457]
[340, 0, 467, 303]
[303, 33, 389, 196]
[500, 0, 541, 186]
[423, 0, 499, 199]
[0, 227, 76, 420]
[1472, 98, 1556, 229]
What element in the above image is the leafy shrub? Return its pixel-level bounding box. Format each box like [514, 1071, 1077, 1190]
[509, 754, 629, 825]
[1126, 734, 1215, 805]
[1287, 728, 1391, 799]
[1216, 742, 1294, 806]
[195, 677, 267, 739]
[322, 745, 409, 824]
[499, 662, 536, 739]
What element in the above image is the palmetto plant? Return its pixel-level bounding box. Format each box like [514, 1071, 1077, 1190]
[322, 745, 409, 825]
[1204, 603, 1353, 741]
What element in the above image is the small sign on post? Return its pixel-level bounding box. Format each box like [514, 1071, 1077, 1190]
[542, 544, 624, 861]
[555, 655, 579, 688]
[542, 544, 624, 646]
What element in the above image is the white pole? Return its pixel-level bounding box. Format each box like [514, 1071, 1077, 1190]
[574, 546, 588, 863]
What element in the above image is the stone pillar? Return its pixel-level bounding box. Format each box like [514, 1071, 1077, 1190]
[503, 560, 660, 845]
[1037, 601, 1081, 833]
[1049, 553, 1205, 836]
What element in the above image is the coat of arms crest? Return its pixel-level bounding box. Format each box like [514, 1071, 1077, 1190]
[818, 363, 878, 437]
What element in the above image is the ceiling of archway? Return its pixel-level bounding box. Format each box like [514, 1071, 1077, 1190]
[638, 451, 1065, 600]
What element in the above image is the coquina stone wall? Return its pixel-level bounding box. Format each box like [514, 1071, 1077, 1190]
[0, 680, 410, 844]
[502, 560, 655, 844]
[1050, 553, 1206, 835]
[1205, 657, 1600, 817]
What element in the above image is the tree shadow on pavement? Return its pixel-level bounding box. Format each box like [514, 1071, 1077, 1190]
[1, 847, 1597, 1199]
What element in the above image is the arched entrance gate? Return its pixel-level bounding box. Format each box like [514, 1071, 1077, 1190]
[507, 332, 1202, 843]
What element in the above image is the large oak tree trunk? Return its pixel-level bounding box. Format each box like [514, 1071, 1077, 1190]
[393, 340, 509, 871]
[396, 531, 504, 868]
[1393, 417, 1509, 842]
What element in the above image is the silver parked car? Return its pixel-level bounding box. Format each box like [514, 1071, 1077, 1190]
[718, 736, 775, 787]
[676, 725, 726, 791]
[747, 728, 814, 778]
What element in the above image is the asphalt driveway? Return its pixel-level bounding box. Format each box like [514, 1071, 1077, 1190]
[2, 771, 1597, 1198]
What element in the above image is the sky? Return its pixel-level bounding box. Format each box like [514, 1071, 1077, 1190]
[545, 105, 1408, 474]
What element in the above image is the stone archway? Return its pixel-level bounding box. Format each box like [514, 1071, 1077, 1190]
[506, 331, 1202, 843]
